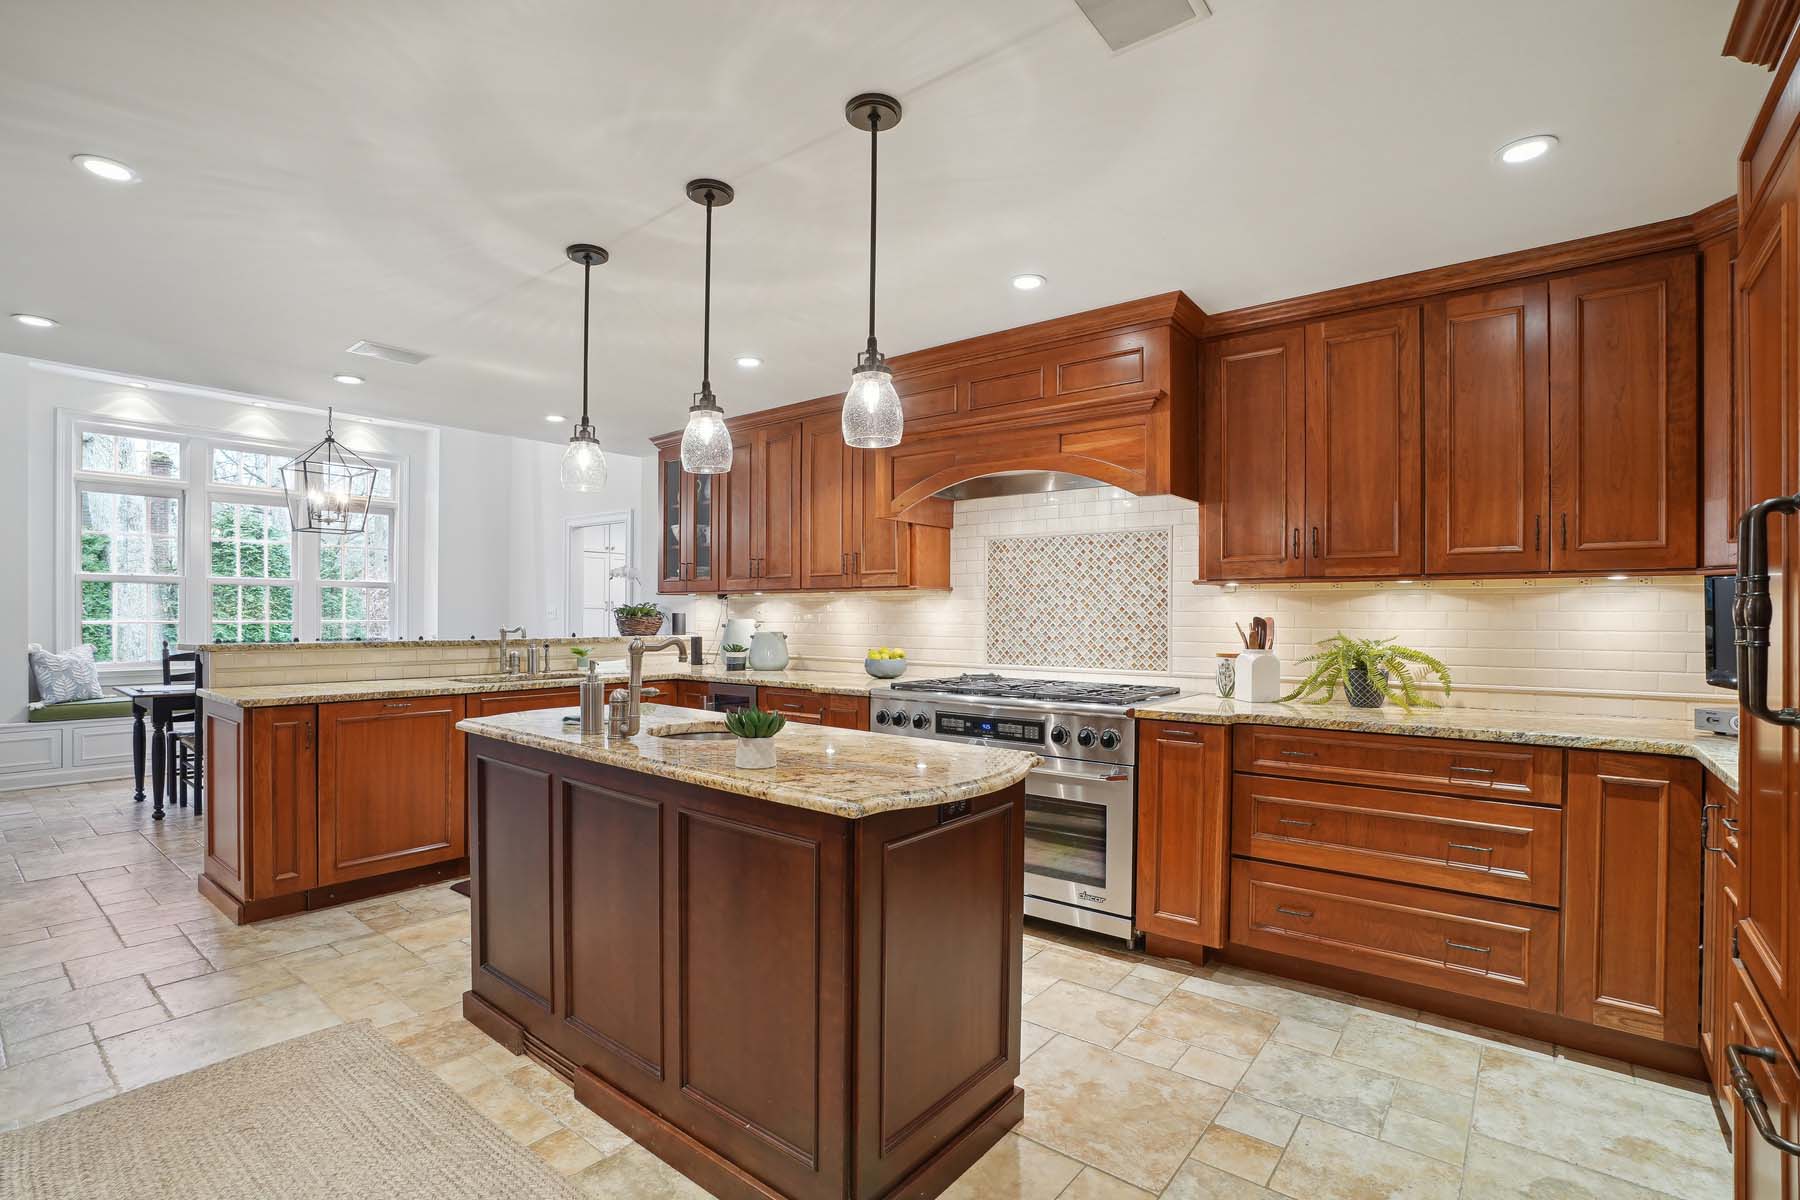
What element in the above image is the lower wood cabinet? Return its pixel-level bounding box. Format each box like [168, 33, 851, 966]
[1703, 774, 1744, 1109]
[1562, 750, 1701, 1046]
[758, 687, 869, 730]
[467, 688, 579, 717]
[204, 702, 318, 904]
[1729, 958, 1800, 1199]
[316, 695, 467, 886]
[668, 679, 713, 710]
[1134, 722, 1229, 949]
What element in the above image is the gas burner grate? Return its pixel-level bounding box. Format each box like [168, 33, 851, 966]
[888, 673, 1180, 706]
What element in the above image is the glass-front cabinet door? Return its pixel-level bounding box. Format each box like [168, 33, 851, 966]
[657, 450, 686, 592]
[688, 472, 715, 589]
[656, 445, 721, 595]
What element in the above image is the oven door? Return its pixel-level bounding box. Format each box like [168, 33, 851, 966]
[1022, 761, 1135, 939]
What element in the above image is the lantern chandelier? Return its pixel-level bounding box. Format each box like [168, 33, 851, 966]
[280, 407, 376, 535]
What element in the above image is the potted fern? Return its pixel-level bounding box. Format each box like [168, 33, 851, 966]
[1283, 633, 1452, 711]
[726, 706, 786, 769]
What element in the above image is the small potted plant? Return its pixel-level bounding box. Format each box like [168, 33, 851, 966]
[725, 706, 785, 769]
[569, 647, 591, 666]
[613, 602, 665, 638]
[1283, 633, 1452, 712]
[722, 642, 750, 671]
[865, 646, 907, 679]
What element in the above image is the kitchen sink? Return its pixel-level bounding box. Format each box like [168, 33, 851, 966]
[449, 672, 587, 684]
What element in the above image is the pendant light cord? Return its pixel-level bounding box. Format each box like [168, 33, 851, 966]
[579, 258, 592, 425]
[702, 190, 714, 393]
[867, 109, 880, 350]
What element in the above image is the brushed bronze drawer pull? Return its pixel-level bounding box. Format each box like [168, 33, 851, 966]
[1279, 749, 1316, 758]
[1449, 764, 1496, 774]
[1445, 940, 1490, 954]
[1275, 906, 1314, 919]
[1447, 842, 1492, 854]
[382, 702, 411, 709]
[1730, 1044, 1800, 1158]
[1277, 817, 1315, 828]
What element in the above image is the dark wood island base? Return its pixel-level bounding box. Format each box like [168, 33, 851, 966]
[462, 733, 1027, 1200]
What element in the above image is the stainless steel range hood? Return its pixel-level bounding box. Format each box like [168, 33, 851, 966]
[932, 470, 1114, 501]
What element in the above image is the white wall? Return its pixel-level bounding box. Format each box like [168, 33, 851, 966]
[0, 357, 32, 723]
[503, 438, 644, 639]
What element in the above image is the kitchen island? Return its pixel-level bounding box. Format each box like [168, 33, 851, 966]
[457, 704, 1036, 1200]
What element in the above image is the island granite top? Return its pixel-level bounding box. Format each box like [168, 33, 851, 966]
[455, 704, 1038, 819]
[1130, 695, 1739, 790]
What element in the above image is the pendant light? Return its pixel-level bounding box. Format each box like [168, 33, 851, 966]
[560, 243, 611, 492]
[679, 179, 734, 474]
[280, 407, 376, 535]
[841, 92, 905, 449]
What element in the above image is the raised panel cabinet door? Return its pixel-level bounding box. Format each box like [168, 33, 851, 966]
[720, 431, 759, 592]
[1303, 304, 1423, 577]
[800, 415, 856, 589]
[1700, 233, 1741, 570]
[1134, 722, 1229, 949]
[1561, 751, 1701, 1045]
[823, 695, 869, 730]
[1201, 326, 1306, 580]
[316, 695, 467, 885]
[1547, 253, 1698, 572]
[1737, 195, 1800, 1054]
[852, 449, 909, 588]
[244, 704, 317, 899]
[1729, 961, 1800, 1200]
[1702, 775, 1743, 1108]
[756, 421, 804, 590]
[1424, 283, 1550, 575]
[657, 449, 687, 594]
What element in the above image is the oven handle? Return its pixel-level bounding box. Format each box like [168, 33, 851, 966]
[1029, 762, 1133, 787]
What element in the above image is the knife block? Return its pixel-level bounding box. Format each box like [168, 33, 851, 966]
[1236, 649, 1282, 702]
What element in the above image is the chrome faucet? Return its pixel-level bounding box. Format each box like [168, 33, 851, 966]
[610, 637, 690, 736]
[498, 625, 525, 675]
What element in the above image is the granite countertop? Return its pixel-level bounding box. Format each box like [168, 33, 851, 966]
[455, 703, 1038, 819]
[1130, 695, 1740, 790]
[198, 661, 935, 709]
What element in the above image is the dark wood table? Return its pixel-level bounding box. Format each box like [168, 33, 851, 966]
[116, 684, 197, 821]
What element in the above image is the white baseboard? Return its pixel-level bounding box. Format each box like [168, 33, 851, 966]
[0, 718, 135, 794]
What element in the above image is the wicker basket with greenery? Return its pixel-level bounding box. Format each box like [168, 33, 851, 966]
[613, 602, 664, 637]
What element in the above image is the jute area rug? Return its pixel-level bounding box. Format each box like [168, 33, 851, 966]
[0, 1021, 581, 1199]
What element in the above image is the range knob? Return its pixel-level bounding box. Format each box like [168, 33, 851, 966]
[888, 710, 910, 728]
[1050, 725, 1070, 746]
[1099, 729, 1122, 751]
[912, 712, 931, 730]
[874, 710, 891, 726]
[1076, 727, 1098, 748]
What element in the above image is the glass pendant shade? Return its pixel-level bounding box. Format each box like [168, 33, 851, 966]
[560, 422, 609, 492]
[842, 356, 902, 449]
[681, 394, 733, 474]
[280, 412, 376, 534]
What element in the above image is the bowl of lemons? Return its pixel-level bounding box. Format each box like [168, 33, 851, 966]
[864, 647, 908, 679]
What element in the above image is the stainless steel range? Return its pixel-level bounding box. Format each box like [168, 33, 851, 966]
[868, 673, 1184, 941]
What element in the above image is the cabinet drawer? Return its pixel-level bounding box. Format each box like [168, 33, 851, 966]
[1230, 859, 1560, 1012]
[1232, 726, 1563, 805]
[467, 688, 579, 717]
[758, 687, 826, 723]
[1231, 775, 1563, 906]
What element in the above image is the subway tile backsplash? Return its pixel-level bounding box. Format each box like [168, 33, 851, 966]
[693, 491, 1720, 722]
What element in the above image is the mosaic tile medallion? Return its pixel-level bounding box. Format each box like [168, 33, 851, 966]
[986, 529, 1171, 672]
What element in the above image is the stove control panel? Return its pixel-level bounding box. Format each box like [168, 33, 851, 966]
[866, 691, 1143, 765]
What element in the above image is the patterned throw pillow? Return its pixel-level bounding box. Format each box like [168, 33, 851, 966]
[28, 643, 103, 703]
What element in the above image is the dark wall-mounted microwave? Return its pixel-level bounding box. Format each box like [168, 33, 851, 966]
[1704, 575, 1737, 691]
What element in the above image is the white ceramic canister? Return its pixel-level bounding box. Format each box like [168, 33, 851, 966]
[735, 737, 777, 769]
[1236, 649, 1283, 702]
[723, 617, 758, 651]
[1214, 652, 1238, 699]
[748, 630, 790, 671]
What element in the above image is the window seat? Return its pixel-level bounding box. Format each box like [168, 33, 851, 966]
[27, 697, 134, 723]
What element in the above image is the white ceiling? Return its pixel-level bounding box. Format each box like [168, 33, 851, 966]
[0, 0, 1769, 453]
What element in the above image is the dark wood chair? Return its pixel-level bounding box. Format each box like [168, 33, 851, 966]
[162, 644, 204, 814]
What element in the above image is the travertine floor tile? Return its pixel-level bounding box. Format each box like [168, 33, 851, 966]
[1332, 1011, 1479, 1095]
[1140, 989, 1278, 1059]
[1062, 1167, 1156, 1199]
[570, 1143, 712, 1199]
[1024, 948, 1133, 993]
[1458, 1131, 1673, 1199]
[942, 1131, 1083, 1200]
[1267, 1117, 1461, 1200]
[1162, 1159, 1280, 1199]
[1190, 1126, 1282, 1185]
[63, 933, 201, 988]
[1022, 979, 1152, 1048]
[0, 1041, 112, 1127]
[1237, 1040, 1396, 1137]
[0, 973, 155, 1043]
[531, 1126, 606, 1175]
[101, 982, 340, 1089]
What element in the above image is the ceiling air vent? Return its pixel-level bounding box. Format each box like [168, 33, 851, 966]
[345, 340, 430, 366]
[1073, 0, 1208, 51]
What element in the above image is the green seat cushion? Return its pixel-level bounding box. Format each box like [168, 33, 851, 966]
[27, 697, 134, 723]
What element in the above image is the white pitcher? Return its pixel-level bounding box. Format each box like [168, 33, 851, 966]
[748, 630, 789, 671]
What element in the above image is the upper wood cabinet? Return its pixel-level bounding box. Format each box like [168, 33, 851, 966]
[721, 420, 802, 592]
[1424, 283, 1550, 575]
[656, 445, 721, 593]
[1699, 233, 1741, 571]
[316, 695, 466, 887]
[799, 414, 948, 591]
[1304, 305, 1423, 576]
[1135, 721, 1229, 951]
[1547, 253, 1698, 572]
[1200, 326, 1306, 579]
[1561, 750, 1700, 1046]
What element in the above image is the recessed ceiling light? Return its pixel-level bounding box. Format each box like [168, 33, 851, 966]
[125, 381, 148, 389]
[71, 154, 139, 184]
[332, 374, 364, 385]
[1011, 273, 1047, 291]
[11, 313, 57, 328]
[250, 400, 270, 408]
[735, 355, 762, 368]
[1497, 134, 1557, 165]
[544, 413, 566, 423]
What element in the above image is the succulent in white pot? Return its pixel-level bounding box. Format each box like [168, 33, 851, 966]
[726, 707, 785, 769]
[722, 642, 750, 671]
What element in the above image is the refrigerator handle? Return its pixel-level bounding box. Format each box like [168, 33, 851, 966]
[1736, 494, 1800, 729]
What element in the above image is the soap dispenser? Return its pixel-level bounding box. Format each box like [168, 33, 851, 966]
[580, 659, 606, 734]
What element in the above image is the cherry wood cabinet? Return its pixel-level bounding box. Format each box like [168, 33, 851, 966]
[203, 702, 317, 909]
[1304, 304, 1423, 577]
[1730, 959, 1800, 1200]
[1561, 751, 1701, 1046]
[721, 420, 802, 592]
[656, 444, 721, 593]
[799, 414, 948, 591]
[466, 688, 579, 717]
[669, 679, 713, 710]
[1134, 722, 1229, 952]
[1704, 775, 1745, 1109]
[1547, 253, 1698, 572]
[316, 695, 467, 886]
[1200, 326, 1306, 579]
[1424, 283, 1550, 575]
[1701, 232, 1741, 571]
[756, 687, 869, 730]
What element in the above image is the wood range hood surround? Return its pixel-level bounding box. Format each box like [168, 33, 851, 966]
[651, 291, 1205, 530]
